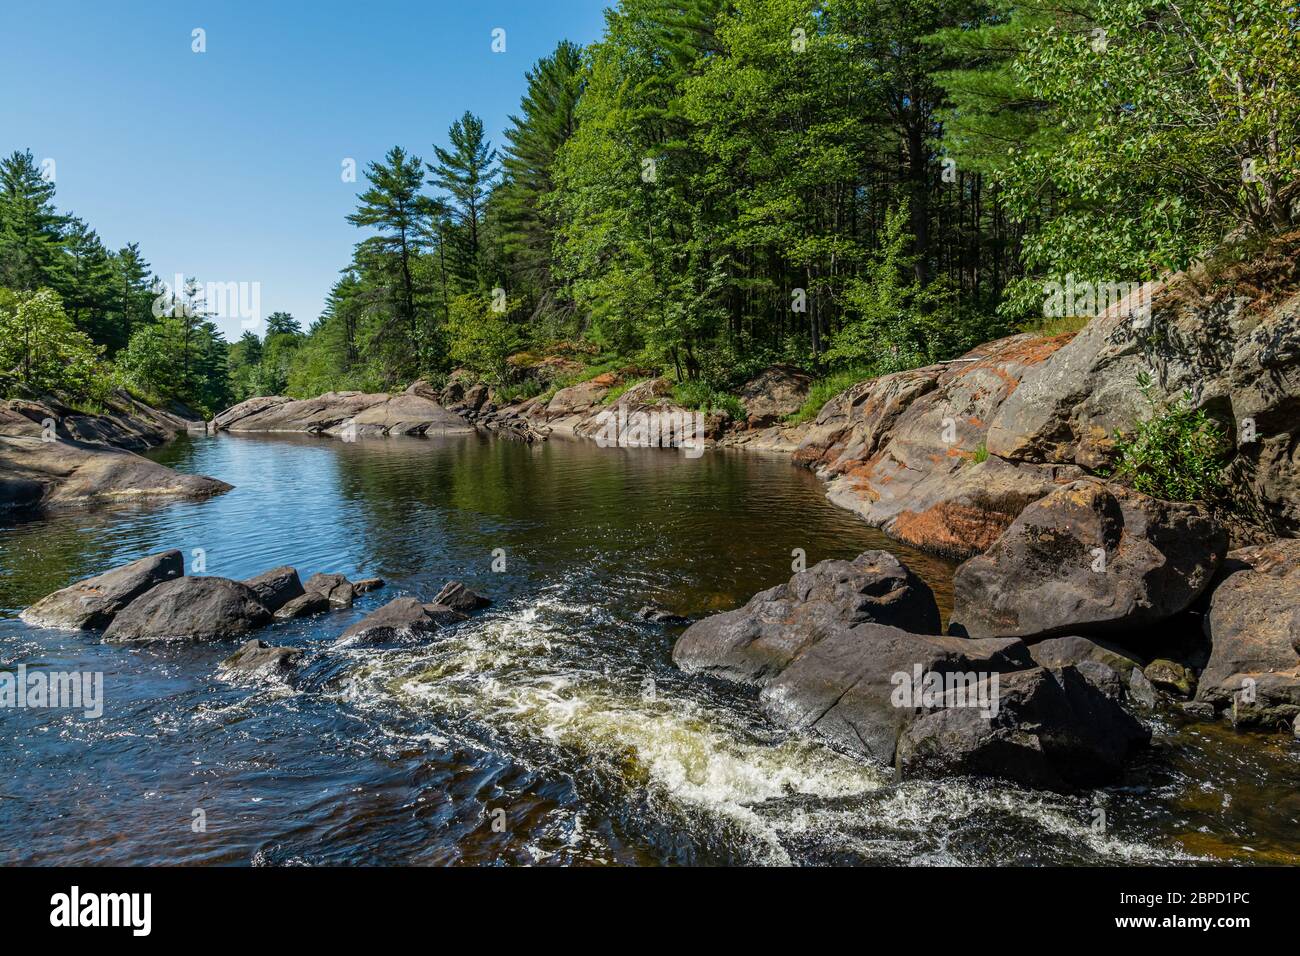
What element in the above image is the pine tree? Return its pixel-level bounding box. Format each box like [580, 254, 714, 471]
[429, 112, 499, 286]
[0, 149, 67, 291]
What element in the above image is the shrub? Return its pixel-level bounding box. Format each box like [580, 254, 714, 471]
[0, 287, 107, 401]
[1107, 371, 1227, 502]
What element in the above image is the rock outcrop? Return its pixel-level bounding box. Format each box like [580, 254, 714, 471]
[210, 391, 473, 438]
[432, 581, 491, 613]
[102, 576, 272, 643]
[949, 480, 1226, 640]
[790, 335, 1084, 559]
[20, 550, 185, 630]
[1195, 539, 1300, 726]
[1, 399, 231, 511]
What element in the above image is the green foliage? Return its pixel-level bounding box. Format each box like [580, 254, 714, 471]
[0, 287, 106, 400]
[787, 366, 875, 424]
[445, 293, 523, 385]
[1108, 372, 1227, 502]
[671, 379, 744, 419]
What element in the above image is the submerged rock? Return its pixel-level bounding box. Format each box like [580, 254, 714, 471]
[103, 577, 271, 642]
[353, 577, 385, 594]
[949, 479, 1225, 641]
[241, 566, 305, 613]
[1196, 539, 1300, 727]
[673, 550, 941, 686]
[20, 550, 184, 630]
[637, 604, 689, 625]
[220, 639, 302, 679]
[337, 597, 466, 645]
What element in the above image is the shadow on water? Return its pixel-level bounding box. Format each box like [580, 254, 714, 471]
[0, 432, 1296, 865]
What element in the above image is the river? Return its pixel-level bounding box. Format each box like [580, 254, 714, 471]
[1, 432, 1297, 865]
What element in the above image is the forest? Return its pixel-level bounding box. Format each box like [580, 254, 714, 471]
[2, 0, 1295, 418]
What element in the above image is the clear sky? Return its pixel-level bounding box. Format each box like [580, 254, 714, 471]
[1, 0, 610, 340]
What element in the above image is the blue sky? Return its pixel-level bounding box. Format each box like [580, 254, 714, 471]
[0, 0, 610, 339]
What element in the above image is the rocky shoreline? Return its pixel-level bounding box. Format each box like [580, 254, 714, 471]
[0, 391, 230, 510]
[7, 252, 1298, 792]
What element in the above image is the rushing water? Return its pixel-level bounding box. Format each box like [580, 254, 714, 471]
[1, 432, 1297, 866]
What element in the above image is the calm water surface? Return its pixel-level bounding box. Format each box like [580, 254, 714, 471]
[1, 433, 1297, 865]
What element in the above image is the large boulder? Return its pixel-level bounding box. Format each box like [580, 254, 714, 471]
[20, 550, 185, 630]
[336, 597, 466, 645]
[757, 623, 1033, 765]
[738, 365, 813, 427]
[950, 479, 1226, 640]
[303, 572, 355, 608]
[895, 665, 1151, 791]
[672, 550, 942, 685]
[102, 577, 271, 642]
[1195, 539, 1300, 727]
[241, 566, 304, 613]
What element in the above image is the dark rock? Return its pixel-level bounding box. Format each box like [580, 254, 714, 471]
[1181, 701, 1217, 720]
[432, 581, 491, 613]
[950, 479, 1226, 640]
[273, 591, 331, 620]
[1027, 634, 1143, 678]
[638, 604, 689, 625]
[220, 639, 302, 678]
[1128, 667, 1158, 710]
[757, 622, 1032, 763]
[353, 577, 384, 594]
[304, 572, 355, 609]
[1196, 539, 1300, 727]
[1072, 658, 1126, 700]
[895, 665, 1151, 792]
[337, 597, 467, 645]
[241, 566, 304, 613]
[102, 577, 271, 642]
[1144, 659, 1197, 696]
[20, 549, 184, 630]
[673, 550, 942, 686]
